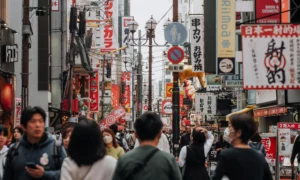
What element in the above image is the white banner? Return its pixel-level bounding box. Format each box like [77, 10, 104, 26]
[278, 128, 291, 156]
[190, 16, 204, 72]
[242, 24, 300, 89]
[100, 0, 119, 53]
[195, 93, 217, 115]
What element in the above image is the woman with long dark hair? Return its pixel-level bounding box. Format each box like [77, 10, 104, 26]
[11, 127, 23, 144]
[102, 128, 124, 160]
[60, 119, 117, 180]
[212, 113, 272, 180]
[178, 127, 214, 180]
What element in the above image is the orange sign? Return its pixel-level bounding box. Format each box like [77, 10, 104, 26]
[166, 83, 173, 97]
[111, 84, 120, 108]
[254, 107, 287, 117]
[281, 0, 290, 23]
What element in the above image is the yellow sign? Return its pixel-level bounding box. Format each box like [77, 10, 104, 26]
[217, 0, 236, 58]
[166, 83, 173, 97]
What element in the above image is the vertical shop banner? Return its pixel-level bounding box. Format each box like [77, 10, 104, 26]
[111, 84, 120, 108]
[14, 98, 21, 127]
[195, 93, 217, 115]
[190, 15, 205, 72]
[217, 0, 235, 75]
[121, 72, 131, 108]
[89, 72, 99, 112]
[162, 100, 172, 115]
[281, 0, 290, 23]
[166, 83, 173, 98]
[122, 17, 133, 47]
[236, 12, 243, 33]
[99, 105, 126, 129]
[255, 0, 281, 24]
[262, 137, 277, 160]
[100, 0, 119, 53]
[242, 24, 300, 89]
[278, 128, 291, 156]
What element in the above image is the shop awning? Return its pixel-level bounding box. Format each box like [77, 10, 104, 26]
[226, 105, 255, 121]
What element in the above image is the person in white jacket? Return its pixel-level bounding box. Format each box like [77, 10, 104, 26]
[0, 125, 8, 179]
[60, 119, 117, 180]
[134, 132, 170, 153]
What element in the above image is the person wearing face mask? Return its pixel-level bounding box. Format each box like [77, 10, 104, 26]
[212, 113, 272, 180]
[102, 129, 125, 160]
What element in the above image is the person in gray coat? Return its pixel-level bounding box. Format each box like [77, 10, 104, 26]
[3, 106, 67, 180]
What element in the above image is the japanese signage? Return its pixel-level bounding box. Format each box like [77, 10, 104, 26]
[195, 93, 217, 115]
[121, 72, 131, 108]
[111, 84, 120, 108]
[262, 137, 277, 162]
[278, 128, 291, 156]
[89, 72, 99, 112]
[2, 45, 18, 63]
[242, 24, 300, 89]
[281, 0, 290, 23]
[190, 15, 204, 72]
[206, 75, 223, 91]
[51, 0, 59, 11]
[121, 16, 133, 47]
[255, 0, 281, 24]
[14, 98, 21, 127]
[236, 12, 243, 33]
[99, 106, 126, 129]
[100, 0, 119, 53]
[166, 83, 173, 98]
[225, 80, 243, 87]
[254, 107, 287, 117]
[162, 100, 172, 115]
[278, 122, 300, 129]
[217, 0, 235, 74]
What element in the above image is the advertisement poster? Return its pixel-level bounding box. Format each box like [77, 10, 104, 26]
[162, 100, 172, 115]
[121, 72, 131, 108]
[262, 137, 277, 161]
[255, 0, 281, 24]
[99, 106, 126, 129]
[14, 98, 21, 127]
[89, 72, 99, 112]
[217, 0, 235, 74]
[241, 24, 300, 89]
[100, 0, 119, 53]
[206, 75, 223, 91]
[190, 15, 205, 72]
[121, 17, 133, 47]
[111, 84, 120, 108]
[195, 93, 217, 115]
[166, 83, 173, 98]
[278, 128, 291, 156]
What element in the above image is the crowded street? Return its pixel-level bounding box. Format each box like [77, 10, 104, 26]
[0, 0, 300, 179]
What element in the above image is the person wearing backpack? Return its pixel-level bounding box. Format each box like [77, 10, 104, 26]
[3, 106, 67, 180]
[112, 112, 182, 180]
[249, 133, 266, 157]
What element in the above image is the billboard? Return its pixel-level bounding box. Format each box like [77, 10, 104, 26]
[241, 24, 300, 89]
[255, 0, 281, 23]
[217, 0, 236, 75]
[100, 0, 119, 53]
[166, 83, 173, 98]
[190, 15, 205, 72]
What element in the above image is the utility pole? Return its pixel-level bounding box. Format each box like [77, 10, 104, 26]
[172, 0, 180, 158]
[148, 30, 153, 111]
[137, 30, 143, 117]
[131, 50, 135, 123]
[101, 55, 106, 119]
[21, 0, 30, 110]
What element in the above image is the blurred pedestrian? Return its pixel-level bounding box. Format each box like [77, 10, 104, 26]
[178, 127, 214, 180]
[60, 119, 117, 180]
[102, 128, 125, 160]
[215, 135, 230, 160]
[112, 112, 182, 180]
[212, 113, 272, 180]
[249, 133, 266, 157]
[11, 127, 24, 145]
[62, 127, 74, 152]
[179, 125, 191, 151]
[109, 124, 129, 151]
[0, 125, 9, 179]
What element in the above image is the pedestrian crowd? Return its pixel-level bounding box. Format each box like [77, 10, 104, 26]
[0, 106, 273, 180]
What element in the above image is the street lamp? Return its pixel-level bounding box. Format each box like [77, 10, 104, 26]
[163, 18, 171, 29]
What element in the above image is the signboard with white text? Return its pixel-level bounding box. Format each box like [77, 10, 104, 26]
[195, 93, 217, 115]
[190, 16, 204, 72]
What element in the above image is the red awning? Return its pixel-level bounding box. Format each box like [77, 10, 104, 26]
[254, 107, 288, 118]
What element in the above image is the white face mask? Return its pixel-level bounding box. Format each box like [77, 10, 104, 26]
[103, 135, 113, 144]
[223, 127, 234, 144]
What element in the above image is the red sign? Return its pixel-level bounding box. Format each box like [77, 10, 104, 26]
[262, 137, 277, 160]
[121, 72, 131, 108]
[144, 105, 148, 111]
[99, 106, 126, 128]
[255, 0, 281, 24]
[51, 0, 59, 11]
[101, 0, 116, 53]
[180, 94, 184, 109]
[14, 98, 21, 127]
[281, 0, 290, 23]
[162, 100, 172, 115]
[89, 72, 99, 112]
[278, 122, 300, 130]
[254, 107, 287, 117]
[167, 46, 185, 64]
[111, 84, 120, 108]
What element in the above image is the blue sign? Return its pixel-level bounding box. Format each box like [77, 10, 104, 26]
[164, 23, 187, 45]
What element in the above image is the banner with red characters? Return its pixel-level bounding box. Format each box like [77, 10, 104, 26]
[121, 72, 130, 108]
[111, 84, 120, 108]
[89, 72, 99, 112]
[99, 106, 126, 129]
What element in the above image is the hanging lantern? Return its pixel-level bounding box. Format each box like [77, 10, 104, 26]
[1, 84, 13, 112]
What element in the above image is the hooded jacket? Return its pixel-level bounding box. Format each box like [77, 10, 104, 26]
[0, 145, 8, 179]
[3, 133, 67, 180]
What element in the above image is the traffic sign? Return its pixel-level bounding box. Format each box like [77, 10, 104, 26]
[167, 46, 185, 64]
[164, 23, 187, 45]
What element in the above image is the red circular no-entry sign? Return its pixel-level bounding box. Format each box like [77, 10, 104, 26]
[167, 46, 185, 64]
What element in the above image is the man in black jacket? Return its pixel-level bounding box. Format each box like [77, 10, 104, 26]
[179, 125, 191, 151]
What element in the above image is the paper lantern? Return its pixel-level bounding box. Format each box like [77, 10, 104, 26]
[1, 84, 13, 112]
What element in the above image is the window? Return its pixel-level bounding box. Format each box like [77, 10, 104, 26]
[0, 0, 6, 21]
